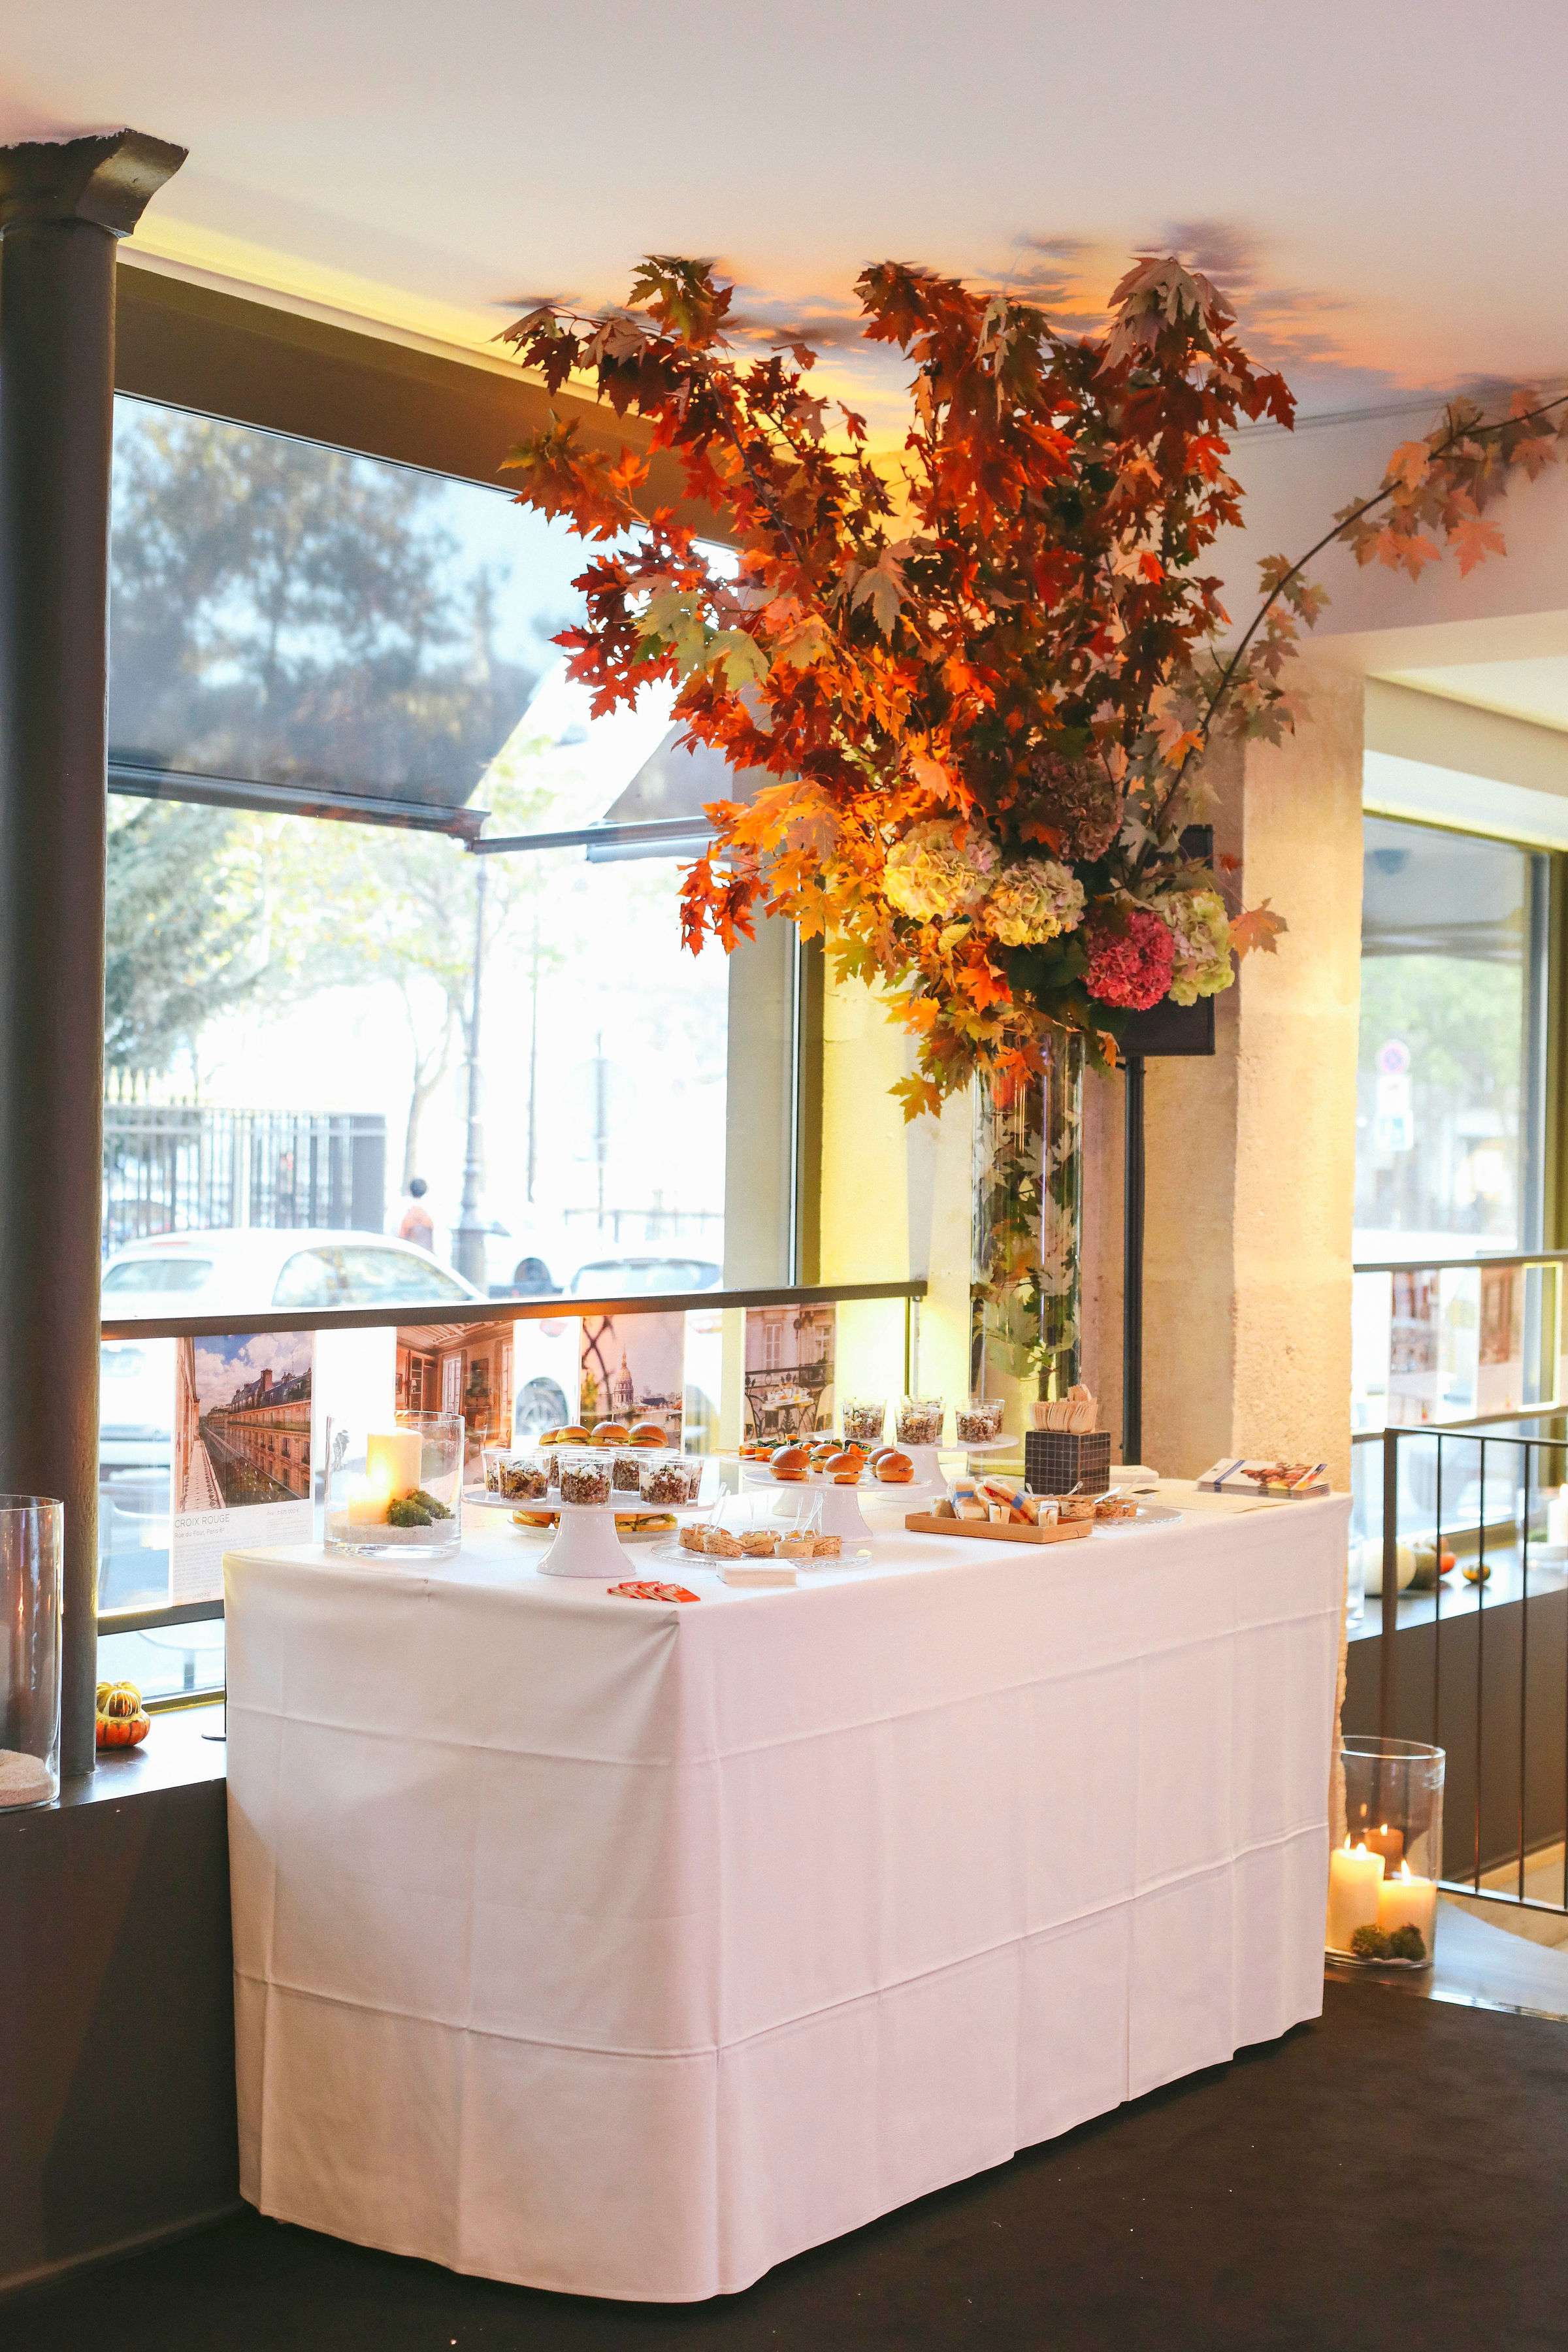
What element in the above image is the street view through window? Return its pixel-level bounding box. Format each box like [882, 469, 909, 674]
[97, 399, 734, 1685]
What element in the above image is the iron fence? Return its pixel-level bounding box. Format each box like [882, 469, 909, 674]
[1357, 1414, 1568, 1923]
[561, 1205, 725, 1249]
[103, 1098, 386, 1252]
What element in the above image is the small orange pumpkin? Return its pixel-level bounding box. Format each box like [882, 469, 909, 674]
[95, 1680, 150, 1749]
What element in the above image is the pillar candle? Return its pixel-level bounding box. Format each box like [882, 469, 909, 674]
[367, 1428, 423, 1502]
[344, 1473, 388, 1527]
[1376, 1861, 1437, 1949]
[1362, 1821, 1405, 1873]
[1326, 1840, 1384, 1950]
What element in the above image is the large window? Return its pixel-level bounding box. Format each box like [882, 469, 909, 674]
[103, 395, 740, 1309]
[1355, 816, 1548, 1262]
[98, 395, 783, 1695]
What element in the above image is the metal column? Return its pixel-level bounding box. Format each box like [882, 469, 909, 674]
[1122, 1054, 1145, 1465]
[0, 133, 184, 1776]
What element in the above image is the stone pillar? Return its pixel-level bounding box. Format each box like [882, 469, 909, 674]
[1136, 674, 1364, 1484]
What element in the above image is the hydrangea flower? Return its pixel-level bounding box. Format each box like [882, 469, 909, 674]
[1083, 910, 1175, 1010]
[983, 858, 1086, 947]
[881, 822, 996, 923]
[1152, 887, 1233, 1004]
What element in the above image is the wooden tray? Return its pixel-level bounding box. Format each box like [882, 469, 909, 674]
[904, 1511, 1094, 1546]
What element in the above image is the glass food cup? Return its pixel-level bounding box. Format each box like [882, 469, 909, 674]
[896, 1397, 945, 1447]
[325, 1412, 463, 1557]
[955, 1397, 1005, 1443]
[841, 1398, 887, 1446]
[610, 1449, 647, 1494]
[1327, 1737, 1445, 1967]
[640, 1456, 702, 1507]
[485, 1449, 547, 1503]
[0, 1495, 62, 1808]
[557, 1454, 612, 1507]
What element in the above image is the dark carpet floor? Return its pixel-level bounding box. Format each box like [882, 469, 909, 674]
[12, 1982, 1567, 2352]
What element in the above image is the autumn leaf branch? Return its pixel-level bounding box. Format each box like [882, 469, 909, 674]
[1145, 387, 1568, 847]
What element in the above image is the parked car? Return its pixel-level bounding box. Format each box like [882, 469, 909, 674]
[565, 1254, 723, 1298]
[101, 1227, 482, 1320]
[97, 1230, 485, 1611]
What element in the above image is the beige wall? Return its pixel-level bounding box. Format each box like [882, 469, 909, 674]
[818, 970, 973, 1409]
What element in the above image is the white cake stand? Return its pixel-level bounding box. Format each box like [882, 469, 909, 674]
[465, 1488, 708, 1578]
[739, 1466, 943, 1544]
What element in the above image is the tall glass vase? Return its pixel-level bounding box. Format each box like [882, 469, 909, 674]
[970, 1036, 1084, 1414]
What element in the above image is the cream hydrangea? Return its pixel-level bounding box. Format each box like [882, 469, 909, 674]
[982, 858, 1086, 948]
[881, 821, 997, 923]
[1153, 887, 1233, 1004]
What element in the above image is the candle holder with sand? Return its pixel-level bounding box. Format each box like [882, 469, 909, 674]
[0, 1495, 62, 1809]
[324, 1413, 464, 1558]
[1327, 1736, 1445, 1968]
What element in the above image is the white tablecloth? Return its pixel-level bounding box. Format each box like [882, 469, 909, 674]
[224, 1488, 1348, 2302]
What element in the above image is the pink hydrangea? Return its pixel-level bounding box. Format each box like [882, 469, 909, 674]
[1083, 910, 1175, 1011]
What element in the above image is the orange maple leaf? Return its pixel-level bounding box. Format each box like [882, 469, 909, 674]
[1450, 514, 1507, 577]
[1230, 901, 1286, 959]
[1385, 441, 1431, 492]
[1373, 528, 1441, 580]
[965, 959, 1011, 1011]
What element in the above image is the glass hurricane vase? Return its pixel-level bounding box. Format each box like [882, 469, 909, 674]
[324, 1412, 463, 1558]
[970, 1036, 1084, 1416]
[0, 1495, 63, 1808]
[1327, 1736, 1445, 1968]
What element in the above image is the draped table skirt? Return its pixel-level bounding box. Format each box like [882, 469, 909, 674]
[224, 1489, 1348, 2302]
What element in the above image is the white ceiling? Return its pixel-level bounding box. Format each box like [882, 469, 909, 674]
[3, 0, 1567, 438]
[1376, 657, 1568, 737]
[8, 1, 1568, 734]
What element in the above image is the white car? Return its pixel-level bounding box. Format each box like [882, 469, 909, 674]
[99, 1228, 482, 1459]
[101, 1226, 481, 1322]
[97, 1230, 487, 1610]
[98, 1224, 581, 1459]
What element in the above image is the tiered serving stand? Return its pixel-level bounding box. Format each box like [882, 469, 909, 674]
[464, 1485, 711, 1577]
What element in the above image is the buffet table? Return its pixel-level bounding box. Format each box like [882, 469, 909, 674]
[223, 1485, 1348, 2302]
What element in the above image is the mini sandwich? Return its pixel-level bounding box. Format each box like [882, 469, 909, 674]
[770, 1445, 811, 1483]
[977, 1476, 1036, 1525]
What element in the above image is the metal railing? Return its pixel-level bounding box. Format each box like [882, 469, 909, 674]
[103, 1094, 387, 1250]
[1358, 1411, 1568, 1923]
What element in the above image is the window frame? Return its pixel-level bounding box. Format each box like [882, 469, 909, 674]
[1355, 805, 1558, 1264]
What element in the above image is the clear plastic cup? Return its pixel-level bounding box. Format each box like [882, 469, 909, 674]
[896, 1397, 945, 1446]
